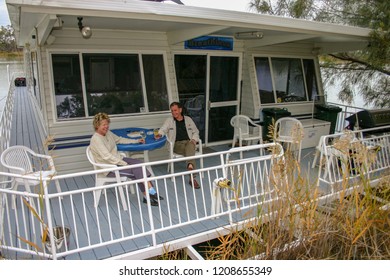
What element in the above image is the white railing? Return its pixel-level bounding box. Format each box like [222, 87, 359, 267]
[0, 73, 17, 255]
[0, 74, 17, 153]
[327, 102, 365, 133]
[0, 143, 286, 260]
[215, 144, 285, 217]
[317, 126, 390, 196]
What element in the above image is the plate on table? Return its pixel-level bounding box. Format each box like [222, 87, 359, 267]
[127, 131, 141, 138]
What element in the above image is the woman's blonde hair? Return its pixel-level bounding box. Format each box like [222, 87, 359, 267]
[93, 112, 110, 130]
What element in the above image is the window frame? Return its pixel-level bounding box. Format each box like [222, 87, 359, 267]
[49, 50, 170, 122]
[253, 55, 321, 105]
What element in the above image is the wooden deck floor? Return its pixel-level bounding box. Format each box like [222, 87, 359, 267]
[11, 87, 45, 153]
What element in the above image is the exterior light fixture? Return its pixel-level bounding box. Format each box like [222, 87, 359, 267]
[77, 17, 92, 39]
[234, 31, 263, 40]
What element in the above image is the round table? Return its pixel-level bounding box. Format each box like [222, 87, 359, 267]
[112, 127, 166, 161]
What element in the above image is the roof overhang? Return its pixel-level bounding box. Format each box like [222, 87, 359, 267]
[6, 0, 371, 53]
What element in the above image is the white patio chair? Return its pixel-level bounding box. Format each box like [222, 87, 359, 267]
[316, 132, 370, 181]
[166, 138, 204, 176]
[274, 117, 304, 162]
[312, 135, 327, 168]
[86, 146, 135, 211]
[230, 115, 263, 158]
[0, 145, 62, 209]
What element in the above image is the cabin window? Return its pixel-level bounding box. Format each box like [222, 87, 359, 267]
[52, 54, 85, 119]
[303, 59, 319, 101]
[83, 54, 144, 116]
[142, 54, 169, 112]
[175, 55, 207, 105]
[255, 57, 319, 104]
[272, 58, 306, 102]
[51, 52, 169, 120]
[255, 57, 275, 104]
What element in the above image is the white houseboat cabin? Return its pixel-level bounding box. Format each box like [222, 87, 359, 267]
[5, 0, 390, 261]
[6, 0, 370, 174]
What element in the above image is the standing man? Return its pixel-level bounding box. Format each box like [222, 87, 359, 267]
[157, 102, 200, 189]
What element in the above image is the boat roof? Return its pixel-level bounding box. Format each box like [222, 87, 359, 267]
[6, 0, 370, 53]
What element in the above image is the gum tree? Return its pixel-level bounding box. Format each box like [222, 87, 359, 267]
[0, 25, 18, 53]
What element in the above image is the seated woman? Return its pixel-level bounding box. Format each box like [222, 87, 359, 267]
[89, 112, 163, 206]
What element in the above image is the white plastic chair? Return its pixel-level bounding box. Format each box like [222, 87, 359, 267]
[315, 132, 362, 180]
[86, 146, 135, 211]
[0, 145, 61, 208]
[274, 117, 304, 161]
[230, 115, 263, 158]
[166, 138, 204, 176]
[312, 135, 325, 168]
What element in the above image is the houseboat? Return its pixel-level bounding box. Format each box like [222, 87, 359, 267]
[1, 0, 389, 260]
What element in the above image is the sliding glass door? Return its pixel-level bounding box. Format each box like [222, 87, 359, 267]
[175, 54, 241, 145]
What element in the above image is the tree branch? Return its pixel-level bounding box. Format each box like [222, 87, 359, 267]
[328, 54, 390, 76]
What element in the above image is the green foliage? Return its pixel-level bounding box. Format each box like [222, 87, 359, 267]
[249, 0, 390, 108]
[0, 25, 18, 52]
[290, 0, 313, 18]
[249, 0, 318, 19]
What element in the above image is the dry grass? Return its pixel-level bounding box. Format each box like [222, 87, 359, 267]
[160, 126, 390, 260]
[214, 130, 390, 260]
[190, 174, 389, 260]
[156, 247, 190, 260]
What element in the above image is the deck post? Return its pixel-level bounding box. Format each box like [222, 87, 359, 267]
[211, 178, 232, 216]
[43, 180, 57, 260]
[211, 179, 222, 216]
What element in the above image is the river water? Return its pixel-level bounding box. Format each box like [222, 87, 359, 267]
[321, 72, 372, 109]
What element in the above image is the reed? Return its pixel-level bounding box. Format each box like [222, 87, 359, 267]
[159, 126, 390, 260]
[203, 131, 390, 260]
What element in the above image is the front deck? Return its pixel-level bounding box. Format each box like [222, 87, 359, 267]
[1, 85, 390, 260]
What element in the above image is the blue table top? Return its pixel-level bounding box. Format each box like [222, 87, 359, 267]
[112, 127, 166, 152]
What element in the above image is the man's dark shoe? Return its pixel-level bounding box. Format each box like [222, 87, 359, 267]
[143, 197, 158, 206]
[189, 178, 200, 189]
[150, 193, 164, 200]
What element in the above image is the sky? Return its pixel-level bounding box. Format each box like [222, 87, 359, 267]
[0, 0, 8, 26]
[0, 0, 252, 26]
